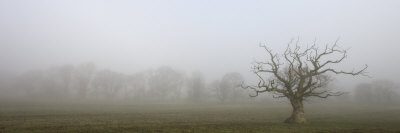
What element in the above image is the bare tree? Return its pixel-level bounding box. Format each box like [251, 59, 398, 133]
[242, 39, 367, 124]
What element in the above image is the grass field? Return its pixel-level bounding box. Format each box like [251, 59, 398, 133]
[0, 103, 400, 133]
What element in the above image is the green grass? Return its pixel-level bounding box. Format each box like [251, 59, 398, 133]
[0, 103, 399, 133]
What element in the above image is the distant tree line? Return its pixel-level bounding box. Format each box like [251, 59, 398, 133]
[0, 63, 252, 104]
[353, 80, 400, 105]
[0, 63, 398, 105]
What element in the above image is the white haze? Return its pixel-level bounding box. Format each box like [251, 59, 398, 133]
[0, 0, 400, 91]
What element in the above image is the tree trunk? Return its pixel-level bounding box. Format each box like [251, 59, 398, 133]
[285, 99, 307, 124]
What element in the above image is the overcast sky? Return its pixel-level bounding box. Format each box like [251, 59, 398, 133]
[1, 0, 399, 86]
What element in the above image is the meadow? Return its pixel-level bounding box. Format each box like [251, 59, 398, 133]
[0, 103, 399, 133]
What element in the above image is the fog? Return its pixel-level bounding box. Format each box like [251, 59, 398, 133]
[1, 0, 400, 105]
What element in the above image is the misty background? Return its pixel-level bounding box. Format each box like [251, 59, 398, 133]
[0, 0, 400, 104]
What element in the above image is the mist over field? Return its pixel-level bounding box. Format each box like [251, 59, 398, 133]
[1, 0, 400, 132]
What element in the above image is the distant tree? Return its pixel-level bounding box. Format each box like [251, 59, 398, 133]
[148, 66, 184, 101]
[92, 69, 125, 100]
[72, 63, 96, 99]
[354, 80, 399, 105]
[242, 39, 367, 124]
[217, 72, 244, 102]
[125, 72, 147, 101]
[16, 70, 44, 97]
[40, 68, 62, 99]
[56, 65, 75, 95]
[44, 65, 75, 99]
[354, 83, 373, 103]
[187, 72, 206, 103]
[209, 80, 222, 102]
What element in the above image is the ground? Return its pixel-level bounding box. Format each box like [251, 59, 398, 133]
[0, 103, 400, 133]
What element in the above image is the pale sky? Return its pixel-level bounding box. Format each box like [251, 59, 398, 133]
[1, 0, 400, 86]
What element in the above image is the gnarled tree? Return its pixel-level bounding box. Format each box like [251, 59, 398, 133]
[242, 39, 367, 124]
